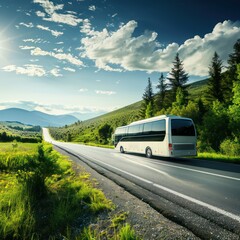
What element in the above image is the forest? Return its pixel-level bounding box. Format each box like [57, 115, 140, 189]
[49, 39, 240, 158]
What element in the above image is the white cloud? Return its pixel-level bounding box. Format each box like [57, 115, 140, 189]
[43, 12, 82, 26]
[36, 11, 46, 17]
[80, 19, 93, 35]
[89, 5, 96, 11]
[2, 64, 46, 77]
[31, 47, 84, 66]
[80, 20, 240, 76]
[23, 38, 43, 43]
[64, 67, 76, 72]
[19, 46, 35, 50]
[34, 0, 82, 26]
[50, 68, 62, 77]
[19, 22, 34, 28]
[33, 0, 64, 15]
[37, 24, 63, 37]
[178, 20, 240, 76]
[53, 48, 64, 53]
[95, 90, 116, 95]
[79, 88, 88, 92]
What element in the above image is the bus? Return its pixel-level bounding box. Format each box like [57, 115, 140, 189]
[113, 115, 197, 158]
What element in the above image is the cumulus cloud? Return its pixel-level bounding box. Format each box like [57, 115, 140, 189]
[178, 20, 240, 76]
[80, 20, 240, 76]
[34, 0, 82, 26]
[37, 24, 63, 37]
[95, 90, 116, 95]
[31, 47, 84, 66]
[2, 64, 46, 77]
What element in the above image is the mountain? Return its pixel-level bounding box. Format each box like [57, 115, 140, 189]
[0, 108, 79, 127]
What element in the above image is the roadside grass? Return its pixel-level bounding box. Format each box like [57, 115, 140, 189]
[195, 152, 240, 163]
[75, 141, 114, 149]
[0, 142, 139, 239]
[0, 142, 38, 152]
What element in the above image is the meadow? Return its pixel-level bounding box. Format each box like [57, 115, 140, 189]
[0, 142, 139, 239]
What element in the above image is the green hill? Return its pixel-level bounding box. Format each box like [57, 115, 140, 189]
[49, 79, 208, 144]
[0, 121, 42, 142]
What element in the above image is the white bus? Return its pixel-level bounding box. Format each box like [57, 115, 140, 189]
[113, 115, 197, 158]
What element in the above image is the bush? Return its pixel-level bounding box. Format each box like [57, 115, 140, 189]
[220, 139, 240, 156]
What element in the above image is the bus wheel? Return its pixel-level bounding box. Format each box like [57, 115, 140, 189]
[146, 147, 152, 158]
[120, 146, 125, 153]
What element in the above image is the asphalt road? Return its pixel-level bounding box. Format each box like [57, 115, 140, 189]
[43, 128, 240, 238]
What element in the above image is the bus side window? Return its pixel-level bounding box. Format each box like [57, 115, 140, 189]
[151, 120, 166, 135]
[143, 122, 152, 135]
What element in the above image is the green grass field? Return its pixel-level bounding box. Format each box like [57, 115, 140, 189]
[0, 142, 139, 239]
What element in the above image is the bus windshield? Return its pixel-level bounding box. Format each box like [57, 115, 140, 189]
[171, 119, 195, 136]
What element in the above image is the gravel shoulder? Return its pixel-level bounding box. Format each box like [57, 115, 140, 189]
[55, 146, 199, 240]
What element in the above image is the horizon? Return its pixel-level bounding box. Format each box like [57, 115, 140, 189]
[0, 0, 240, 119]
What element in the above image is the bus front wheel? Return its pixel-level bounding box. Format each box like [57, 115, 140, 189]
[120, 146, 125, 153]
[146, 147, 152, 158]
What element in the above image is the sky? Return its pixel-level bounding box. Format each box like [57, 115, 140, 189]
[0, 0, 240, 120]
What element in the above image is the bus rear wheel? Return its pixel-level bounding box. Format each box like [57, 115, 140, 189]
[146, 147, 152, 158]
[120, 146, 125, 153]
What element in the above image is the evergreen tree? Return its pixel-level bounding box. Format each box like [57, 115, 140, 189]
[145, 102, 154, 118]
[139, 77, 154, 118]
[228, 39, 240, 81]
[224, 39, 240, 103]
[167, 53, 189, 103]
[205, 52, 224, 103]
[156, 73, 168, 110]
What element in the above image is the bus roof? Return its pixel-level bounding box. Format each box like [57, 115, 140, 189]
[128, 115, 189, 126]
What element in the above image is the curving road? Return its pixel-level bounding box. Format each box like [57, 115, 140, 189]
[43, 128, 240, 239]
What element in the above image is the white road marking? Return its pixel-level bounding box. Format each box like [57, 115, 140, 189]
[153, 183, 240, 223]
[68, 149, 240, 223]
[147, 160, 240, 181]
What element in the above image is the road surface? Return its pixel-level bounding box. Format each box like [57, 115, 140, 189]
[43, 128, 240, 239]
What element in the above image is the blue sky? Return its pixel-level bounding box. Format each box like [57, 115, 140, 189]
[0, 0, 240, 120]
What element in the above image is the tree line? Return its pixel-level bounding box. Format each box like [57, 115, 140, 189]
[140, 39, 240, 155]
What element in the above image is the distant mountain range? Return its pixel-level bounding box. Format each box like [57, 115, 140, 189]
[0, 108, 79, 127]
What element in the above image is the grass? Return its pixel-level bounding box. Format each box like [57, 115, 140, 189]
[0, 142, 139, 239]
[196, 152, 240, 163]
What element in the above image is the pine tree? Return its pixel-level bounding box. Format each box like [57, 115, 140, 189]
[228, 39, 240, 81]
[145, 102, 154, 118]
[167, 53, 189, 103]
[156, 73, 168, 110]
[206, 52, 224, 103]
[224, 39, 240, 103]
[139, 78, 154, 118]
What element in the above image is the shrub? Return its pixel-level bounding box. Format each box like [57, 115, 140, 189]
[220, 139, 240, 156]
